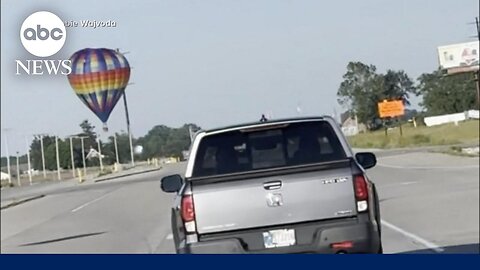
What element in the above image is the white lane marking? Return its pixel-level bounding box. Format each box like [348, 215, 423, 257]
[377, 163, 479, 170]
[71, 193, 111, 213]
[165, 234, 173, 240]
[382, 219, 444, 253]
[400, 181, 417, 185]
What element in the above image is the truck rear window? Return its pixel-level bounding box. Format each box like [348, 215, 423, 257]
[192, 121, 346, 177]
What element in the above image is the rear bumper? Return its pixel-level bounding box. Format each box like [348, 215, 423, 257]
[177, 219, 381, 254]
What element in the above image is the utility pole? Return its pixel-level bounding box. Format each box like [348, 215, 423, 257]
[467, 17, 480, 107]
[115, 49, 135, 167]
[475, 17, 480, 107]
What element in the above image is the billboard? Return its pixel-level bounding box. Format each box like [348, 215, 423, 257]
[378, 100, 405, 118]
[437, 41, 479, 73]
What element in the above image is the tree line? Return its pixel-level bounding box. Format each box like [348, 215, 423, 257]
[337, 61, 478, 130]
[1, 120, 201, 170]
[2, 61, 477, 168]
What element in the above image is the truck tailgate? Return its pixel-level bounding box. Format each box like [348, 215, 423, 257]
[192, 165, 357, 234]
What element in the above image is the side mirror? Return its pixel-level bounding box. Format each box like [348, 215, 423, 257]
[161, 174, 184, 193]
[355, 152, 377, 169]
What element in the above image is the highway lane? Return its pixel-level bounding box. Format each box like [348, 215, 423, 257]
[371, 152, 479, 254]
[1, 164, 183, 253]
[1, 152, 479, 253]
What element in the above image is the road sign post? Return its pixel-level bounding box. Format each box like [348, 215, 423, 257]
[398, 118, 403, 136]
[378, 100, 405, 137]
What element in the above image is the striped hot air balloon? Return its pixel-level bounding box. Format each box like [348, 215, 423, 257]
[67, 48, 131, 131]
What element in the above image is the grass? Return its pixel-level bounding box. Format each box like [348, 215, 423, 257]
[97, 168, 113, 177]
[347, 120, 479, 149]
[0, 181, 14, 188]
[436, 146, 480, 157]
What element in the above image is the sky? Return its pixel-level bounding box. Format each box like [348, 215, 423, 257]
[1, 0, 479, 155]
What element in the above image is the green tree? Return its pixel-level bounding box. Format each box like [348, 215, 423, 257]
[416, 70, 477, 115]
[337, 62, 415, 130]
[136, 124, 201, 159]
[78, 120, 97, 150]
[102, 132, 134, 164]
[43, 138, 71, 170]
[29, 135, 55, 170]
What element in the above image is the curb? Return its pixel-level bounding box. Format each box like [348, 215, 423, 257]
[94, 167, 162, 183]
[1, 194, 45, 210]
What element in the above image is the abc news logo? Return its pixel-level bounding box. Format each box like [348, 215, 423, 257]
[16, 11, 72, 75]
[23, 25, 64, 41]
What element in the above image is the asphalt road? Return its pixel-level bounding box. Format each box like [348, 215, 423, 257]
[1, 152, 479, 253]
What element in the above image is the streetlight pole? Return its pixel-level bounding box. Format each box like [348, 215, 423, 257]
[55, 136, 61, 180]
[115, 49, 135, 167]
[123, 85, 135, 167]
[40, 135, 47, 179]
[69, 137, 75, 178]
[25, 135, 32, 185]
[79, 136, 87, 176]
[97, 137, 104, 172]
[188, 125, 194, 144]
[16, 151, 20, 186]
[3, 129, 12, 185]
[114, 133, 120, 165]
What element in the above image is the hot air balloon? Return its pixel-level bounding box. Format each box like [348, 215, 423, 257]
[67, 48, 131, 131]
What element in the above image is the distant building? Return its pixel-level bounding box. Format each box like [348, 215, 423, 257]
[340, 112, 366, 136]
[182, 150, 190, 161]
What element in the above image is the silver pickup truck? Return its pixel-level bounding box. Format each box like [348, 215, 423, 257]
[161, 116, 382, 254]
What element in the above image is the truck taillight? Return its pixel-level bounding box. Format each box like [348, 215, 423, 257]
[354, 175, 368, 212]
[181, 195, 195, 222]
[354, 175, 368, 200]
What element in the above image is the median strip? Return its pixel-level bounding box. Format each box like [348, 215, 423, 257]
[94, 167, 162, 183]
[0, 194, 45, 210]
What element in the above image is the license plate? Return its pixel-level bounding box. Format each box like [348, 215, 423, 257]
[263, 229, 296, 248]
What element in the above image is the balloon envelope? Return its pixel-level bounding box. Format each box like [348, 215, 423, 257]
[67, 48, 130, 128]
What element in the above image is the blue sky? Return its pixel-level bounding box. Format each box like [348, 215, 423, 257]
[1, 0, 478, 155]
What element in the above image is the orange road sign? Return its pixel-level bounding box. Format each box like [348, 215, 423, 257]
[378, 100, 405, 118]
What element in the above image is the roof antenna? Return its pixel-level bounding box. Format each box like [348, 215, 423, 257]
[260, 114, 268, 122]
